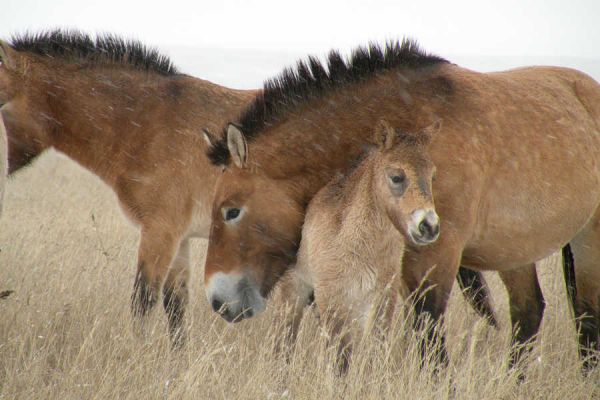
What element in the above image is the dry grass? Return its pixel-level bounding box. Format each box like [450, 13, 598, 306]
[0, 151, 598, 399]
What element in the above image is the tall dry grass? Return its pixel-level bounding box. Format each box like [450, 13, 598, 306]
[0, 151, 598, 399]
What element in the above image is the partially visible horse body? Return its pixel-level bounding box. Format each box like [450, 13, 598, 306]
[278, 120, 440, 371]
[0, 112, 7, 215]
[204, 40, 600, 370]
[0, 30, 255, 344]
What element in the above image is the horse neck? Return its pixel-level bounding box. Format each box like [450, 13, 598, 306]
[256, 68, 444, 205]
[339, 155, 397, 245]
[32, 66, 228, 186]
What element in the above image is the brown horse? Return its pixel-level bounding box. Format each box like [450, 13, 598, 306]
[204, 40, 600, 370]
[278, 119, 440, 371]
[0, 30, 255, 345]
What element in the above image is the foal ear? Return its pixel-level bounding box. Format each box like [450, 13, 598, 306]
[227, 123, 248, 168]
[422, 119, 442, 143]
[374, 119, 396, 150]
[202, 127, 216, 148]
[0, 41, 16, 70]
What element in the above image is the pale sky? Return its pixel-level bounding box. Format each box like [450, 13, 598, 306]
[2, 0, 599, 57]
[1, 0, 599, 88]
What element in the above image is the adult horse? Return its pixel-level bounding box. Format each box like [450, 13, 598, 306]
[0, 29, 257, 345]
[203, 39, 600, 369]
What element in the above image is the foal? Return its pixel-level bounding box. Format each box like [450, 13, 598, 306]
[281, 120, 440, 370]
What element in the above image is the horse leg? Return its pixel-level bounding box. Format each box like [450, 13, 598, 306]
[131, 225, 179, 330]
[315, 279, 358, 375]
[569, 220, 600, 372]
[271, 269, 314, 357]
[456, 267, 498, 327]
[402, 239, 462, 369]
[162, 237, 190, 349]
[498, 264, 545, 371]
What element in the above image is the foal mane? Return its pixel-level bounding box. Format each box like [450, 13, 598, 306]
[9, 29, 178, 76]
[208, 38, 447, 165]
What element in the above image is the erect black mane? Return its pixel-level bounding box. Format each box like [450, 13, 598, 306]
[207, 38, 447, 165]
[9, 29, 178, 76]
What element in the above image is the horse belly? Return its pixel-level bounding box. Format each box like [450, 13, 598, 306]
[465, 153, 600, 270]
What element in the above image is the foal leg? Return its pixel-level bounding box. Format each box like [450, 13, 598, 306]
[131, 225, 180, 329]
[271, 270, 314, 356]
[315, 280, 358, 375]
[498, 265, 545, 370]
[162, 238, 190, 348]
[569, 222, 600, 372]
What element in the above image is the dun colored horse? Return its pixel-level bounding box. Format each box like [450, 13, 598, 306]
[0, 30, 499, 344]
[204, 39, 600, 371]
[277, 120, 440, 371]
[0, 30, 255, 345]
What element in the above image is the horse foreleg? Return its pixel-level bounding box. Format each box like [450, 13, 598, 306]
[456, 267, 498, 328]
[162, 237, 190, 349]
[131, 226, 179, 332]
[498, 264, 545, 374]
[271, 269, 314, 358]
[402, 241, 461, 371]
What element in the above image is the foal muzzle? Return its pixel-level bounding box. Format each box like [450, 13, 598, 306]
[408, 209, 440, 245]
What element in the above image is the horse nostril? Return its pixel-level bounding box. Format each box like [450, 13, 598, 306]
[211, 298, 224, 313]
[419, 220, 431, 236]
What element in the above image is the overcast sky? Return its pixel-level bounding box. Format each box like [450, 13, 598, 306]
[1, 0, 599, 87]
[2, 0, 598, 56]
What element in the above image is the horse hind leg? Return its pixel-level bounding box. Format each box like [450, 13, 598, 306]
[162, 238, 191, 349]
[569, 219, 600, 373]
[498, 264, 545, 373]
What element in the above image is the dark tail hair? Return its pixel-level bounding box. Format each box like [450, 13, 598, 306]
[562, 244, 577, 313]
[456, 267, 498, 328]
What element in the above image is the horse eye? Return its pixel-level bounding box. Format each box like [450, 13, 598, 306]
[224, 208, 241, 221]
[390, 173, 405, 185]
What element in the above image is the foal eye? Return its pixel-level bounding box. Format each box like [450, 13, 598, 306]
[391, 175, 403, 184]
[389, 172, 406, 185]
[222, 207, 243, 223]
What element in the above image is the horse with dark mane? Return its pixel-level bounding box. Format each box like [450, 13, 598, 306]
[0, 29, 257, 345]
[203, 39, 597, 371]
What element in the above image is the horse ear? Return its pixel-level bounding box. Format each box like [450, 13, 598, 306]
[227, 123, 248, 168]
[422, 119, 442, 142]
[0, 41, 16, 70]
[374, 119, 395, 150]
[202, 128, 216, 148]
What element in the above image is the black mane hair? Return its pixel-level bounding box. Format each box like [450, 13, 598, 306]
[9, 29, 178, 76]
[207, 38, 447, 165]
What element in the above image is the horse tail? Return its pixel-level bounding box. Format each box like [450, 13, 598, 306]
[562, 244, 577, 314]
[456, 267, 498, 328]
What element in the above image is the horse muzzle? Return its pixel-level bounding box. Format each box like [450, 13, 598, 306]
[408, 209, 440, 246]
[205, 272, 266, 323]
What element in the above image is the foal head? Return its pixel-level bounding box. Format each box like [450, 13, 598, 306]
[371, 120, 440, 246]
